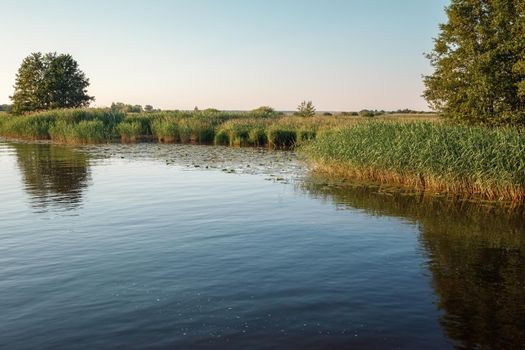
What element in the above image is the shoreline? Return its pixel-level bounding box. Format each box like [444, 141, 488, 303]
[2, 109, 524, 206]
[301, 122, 525, 205]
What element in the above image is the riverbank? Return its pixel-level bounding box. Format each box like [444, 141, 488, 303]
[301, 122, 525, 204]
[0, 108, 436, 147]
[2, 108, 523, 204]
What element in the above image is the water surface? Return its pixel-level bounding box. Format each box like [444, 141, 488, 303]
[1, 141, 524, 349]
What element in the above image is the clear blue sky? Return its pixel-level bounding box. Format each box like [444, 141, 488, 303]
[0, 0, 449, 111]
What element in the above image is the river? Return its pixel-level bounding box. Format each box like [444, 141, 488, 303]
[1, 141, 523, 349]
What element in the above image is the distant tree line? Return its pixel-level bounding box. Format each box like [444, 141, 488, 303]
[0, 104, 13, 112]
[110, 102, 159, 113]
[290, 105, 432, 118]
[392, 109, 432, 114]
[358, 110, 385, 117]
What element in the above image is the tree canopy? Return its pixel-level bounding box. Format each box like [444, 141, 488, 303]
[10, 52, 94, 114]
[0, 104, 12, 113]
[297, 101, 316, 117]
[423, 0, 525, 125]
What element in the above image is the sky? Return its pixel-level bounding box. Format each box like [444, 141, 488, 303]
[0, 0, 449, 111]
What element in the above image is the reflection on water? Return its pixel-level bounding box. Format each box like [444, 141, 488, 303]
[9, 142, 91, 211]
[1, 141, 524, 349]
[301, 176, 525, 349]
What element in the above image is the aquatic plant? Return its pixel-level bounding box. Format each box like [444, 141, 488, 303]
[302, 121, 525, 203]
[0, 113, 55, 139]
[215, 119, 271, 146]
[0, 108, 436, 146]
[50, 120, 110, 144]
[116, 121, 143, 142]
[267, 126, 296, 149]
[0, 109, 124, 142]
[151, 119, 179, 143]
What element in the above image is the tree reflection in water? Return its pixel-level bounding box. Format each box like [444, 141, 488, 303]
[7, 142, 525, 347]
[10, 142, 91, 211]
[300, 175, 525, 349]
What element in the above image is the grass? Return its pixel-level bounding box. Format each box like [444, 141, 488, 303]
[214, 118, 272, 146]
[1, 108, 523, 204]
[0, 108, 376, 147]
[151, 118, 179, 143]
[117, 114, 154, 142]
[301, 121, 525, 204]
[0, 109, 124, 142]
[50, 120, 110, 144]
[116, 121, 144, 143]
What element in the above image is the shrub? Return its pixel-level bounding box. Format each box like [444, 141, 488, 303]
[297, 101, 316, 117]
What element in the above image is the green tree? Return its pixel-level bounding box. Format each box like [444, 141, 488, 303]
[514, 1, 525, 100]
[110, 102, 127, 112]
[359, 109, 375, 117]
[252, 106, 275, 113]
[144, 105, 154, 112]
[0, 104, 13, 112]
[130, 105, 143, 113]
[10, 52, 93, 114]
[297, 100, 316, 117]
[423, 0, 525, 125]
[110, 102, 142, 113]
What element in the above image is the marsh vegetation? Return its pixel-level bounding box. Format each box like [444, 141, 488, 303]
[0, 108, 435, 146]
[1, 108, 523, 204]
[301, 122, 525, 204]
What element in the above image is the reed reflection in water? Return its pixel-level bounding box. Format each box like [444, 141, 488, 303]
[1, 141, 524, 349]
[300, 176, 525, 349]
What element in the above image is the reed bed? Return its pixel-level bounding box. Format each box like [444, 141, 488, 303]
[50, 120, 111, 144]
[0, 113, 55, 140]
[0, 109, 124, 143]
[2, 108, 523, 203]
[116, 121, 144, 143]
[214, 118, 272, 146]
[0, 108, 366, 147]
[301, 121, 525, 203]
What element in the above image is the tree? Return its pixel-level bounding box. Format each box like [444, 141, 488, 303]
[10, 52, 93, 114]
[297, 100, 316, 117]
[110, 102, 142, 113]
[144, 105, 154, 112]
[423, 0, 525, 125]
[0, 104, 12, 113]
[130, 105, 143, 113]
[359, 109, 375, 117]
[110, 102, 127, 112]
[252, 106, 275, 113]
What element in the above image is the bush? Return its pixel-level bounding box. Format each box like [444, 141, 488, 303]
[297, 101, 316, 117]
